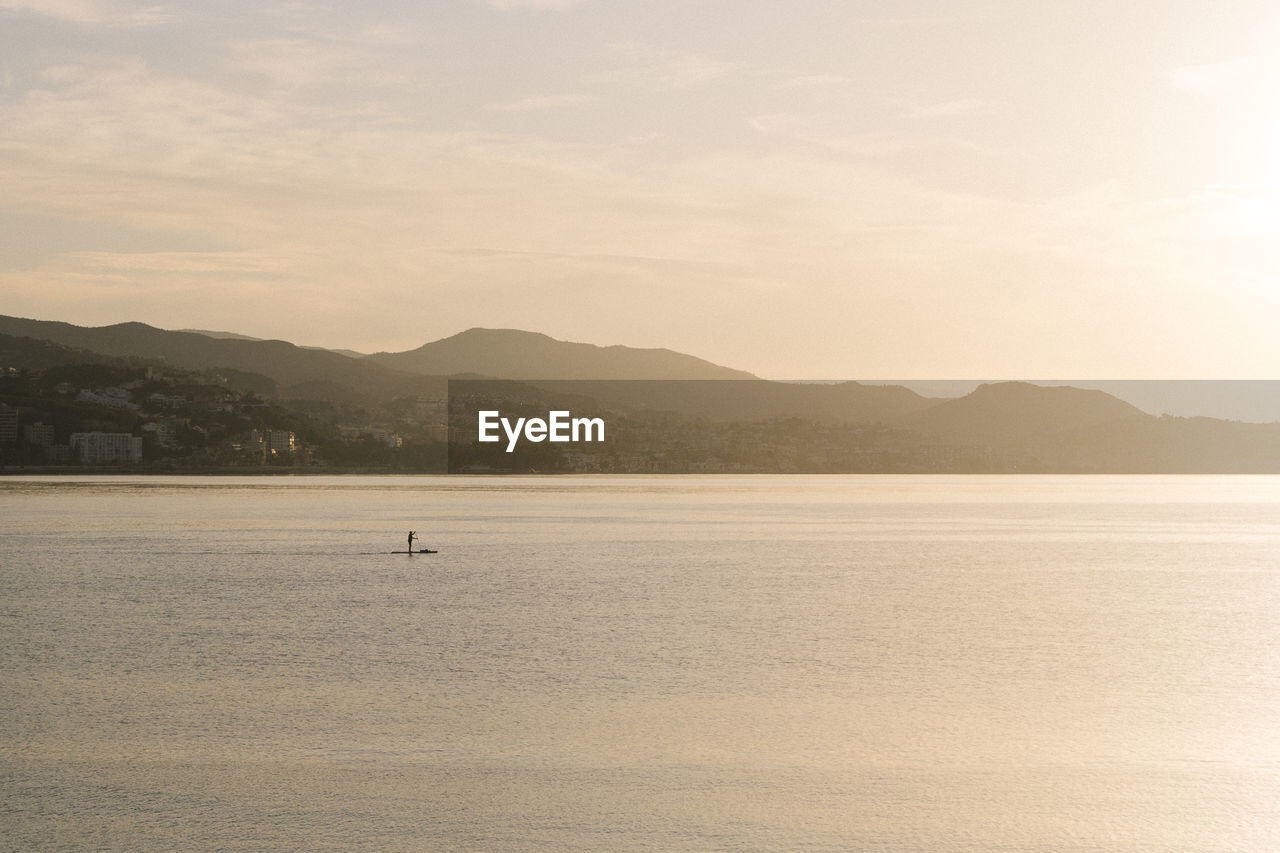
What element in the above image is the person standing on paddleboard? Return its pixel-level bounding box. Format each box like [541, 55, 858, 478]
[407, 530, 417, 553]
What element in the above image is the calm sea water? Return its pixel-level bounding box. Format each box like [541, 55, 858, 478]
[2, 474, 1279, 851]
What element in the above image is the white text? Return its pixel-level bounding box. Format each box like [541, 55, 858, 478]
[477, 410, 605, 452]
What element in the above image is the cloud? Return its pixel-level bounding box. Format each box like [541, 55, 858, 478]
[481, 0, 588, 10]
[225, 38, 410, 93]
[485, 93, 593, 113]
[662, 54, 738, 88]
[749, 111, 996, 161]
[910, 97, 992, 118]
[772, 74, 848, 90]
[605, 43, 739, 90]
[0, 0, 169, 26]
[63, 250, 292, 276]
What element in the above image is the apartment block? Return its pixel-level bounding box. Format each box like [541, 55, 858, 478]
[0, 403, 15, 443]
[69, 432, 143, 464]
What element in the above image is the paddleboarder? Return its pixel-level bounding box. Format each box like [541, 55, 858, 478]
[407, 530, 417, 553]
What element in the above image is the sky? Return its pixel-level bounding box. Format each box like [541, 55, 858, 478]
[1, 0, 1278, 379]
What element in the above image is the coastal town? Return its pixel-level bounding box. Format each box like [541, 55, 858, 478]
[1, 360, 989, 474]
[0, 362, 449, 471]
[3, 335, 1277, 475]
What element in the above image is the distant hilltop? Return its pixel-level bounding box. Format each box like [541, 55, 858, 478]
[365, 327, 757, 381]
[0, 316, 753, 386]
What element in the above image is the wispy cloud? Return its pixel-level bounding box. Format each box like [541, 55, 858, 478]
[481, 0, 588, 10]
[63, 251, 292, 276]
[663, 54, 737, 88]
[910, 97, 992, 118]
[0, 0, 170, 26]
[605, 43, 739, 91]
[225, 38, 410, 93]
[750, 112, 984, 159]
[772, 74, 848, 90]
[485, 93, 593, 113]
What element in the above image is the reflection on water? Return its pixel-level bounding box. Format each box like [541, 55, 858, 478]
[2, 475, 1279, 850]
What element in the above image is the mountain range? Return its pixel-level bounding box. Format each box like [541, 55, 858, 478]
[366, 328, 757, 380]
[2, 314, 1277, 473]
[0, 316, 750, 388]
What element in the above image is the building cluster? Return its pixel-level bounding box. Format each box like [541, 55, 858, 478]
[333, 397, 450, 449]
[3, 368, 521, 472]
[2, 406, 147, 464]
[0, 367, 320, 468]
[76, 387, 140, 411]
[223, 429, 312, 464]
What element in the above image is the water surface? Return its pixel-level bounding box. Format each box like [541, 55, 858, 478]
[3, 475, 1279, 850]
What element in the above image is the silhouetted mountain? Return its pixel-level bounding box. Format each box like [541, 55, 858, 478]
[0, 315, 415, 402]
[178, 328, 264, 342]
[901, 381, 1149, 445]
[2, 318, 753, 402]
[875, 380, 1280, 424]
[885, 381, 1280, 472]
[182, 329, 369, 360]
[5, 315, 1278, 474]
[1065, 414, 1280, 473]
[1075, 380, 1280, 423]
[367, 328, 757, 380]
[0, 332, 134, 371]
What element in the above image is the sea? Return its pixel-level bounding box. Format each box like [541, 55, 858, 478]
[2, 474, 1279, 851]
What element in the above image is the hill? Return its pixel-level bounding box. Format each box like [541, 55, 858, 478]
[367, 328, 757, 380]
[0, 315, 425, 402]
[0, 318, 755, 401]
[182, 329, 369, 360]
[0, 331, 134, 371]
[875, 380, 1280, 424]
[893, 381, 1279, 472]
[4, 316, 1278, 473]
[901, 381, 1149, 445]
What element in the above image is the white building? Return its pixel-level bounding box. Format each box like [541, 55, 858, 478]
[69, 432, 143, 464]
[247, 429, 296, 456]
[268, 430, 295, 455]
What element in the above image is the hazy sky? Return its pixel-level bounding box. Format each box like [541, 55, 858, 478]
[1, 1, 1277, 378]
